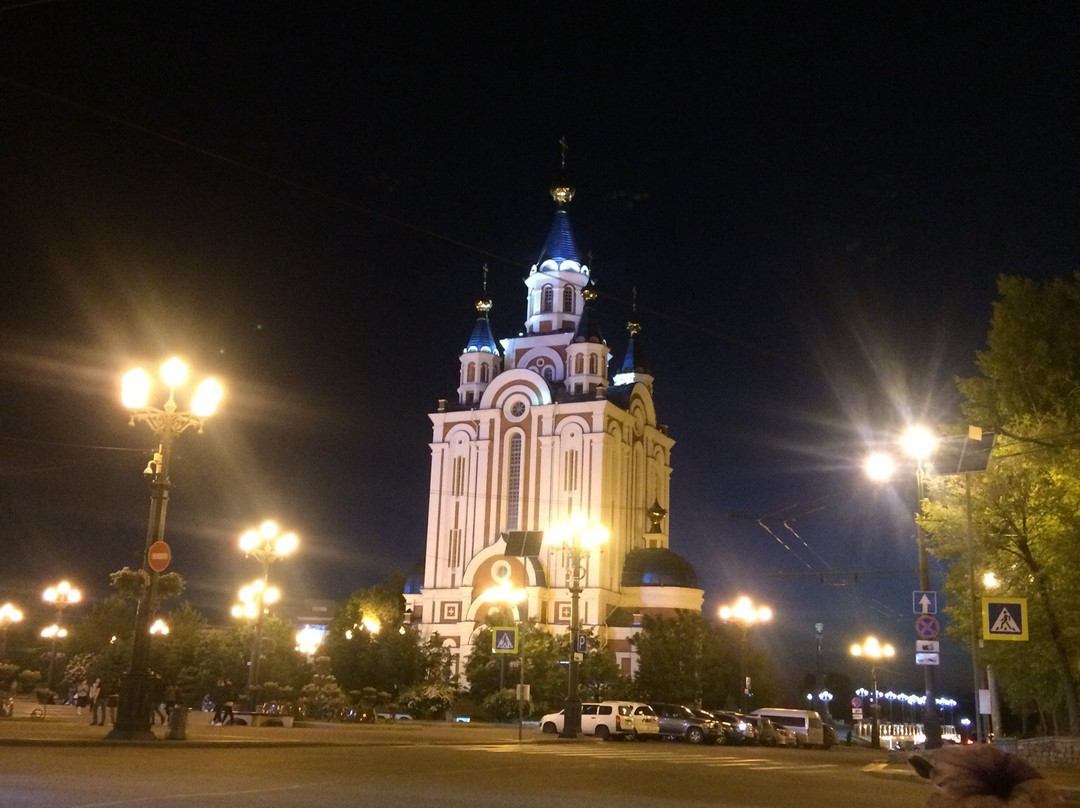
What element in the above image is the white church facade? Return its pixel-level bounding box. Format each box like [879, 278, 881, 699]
[403, 167, 703, 678]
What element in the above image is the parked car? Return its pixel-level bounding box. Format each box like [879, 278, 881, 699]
[649, 703, 722, 744]
[539, 701, 659, 740]
[756, 717, 797, 747]
[690, 708, 736, 745]
[709, 710, 758, 745]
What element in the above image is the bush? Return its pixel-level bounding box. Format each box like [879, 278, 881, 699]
[34, 687, 56, 705]
[481, 688, 523, 723]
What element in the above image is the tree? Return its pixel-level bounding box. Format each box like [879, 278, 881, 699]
[924, 273, 1080, 735]
[323, 576, 424, 697]
[632, 612, 709, 705]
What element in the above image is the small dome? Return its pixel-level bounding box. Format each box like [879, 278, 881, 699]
[621, 548, 698, 588]
[404, 561, 425, 595]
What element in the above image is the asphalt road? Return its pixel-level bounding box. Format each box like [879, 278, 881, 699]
[2, 740, 928, 808]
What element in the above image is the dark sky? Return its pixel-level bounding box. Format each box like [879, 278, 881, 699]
[1, 3, 1077, 699]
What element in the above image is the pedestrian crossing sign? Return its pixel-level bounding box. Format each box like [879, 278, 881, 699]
[982, 597, 1028, 642]
[492, 626, 519, 654]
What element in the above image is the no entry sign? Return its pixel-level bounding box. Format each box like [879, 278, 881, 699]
[147, 541, 171, 572]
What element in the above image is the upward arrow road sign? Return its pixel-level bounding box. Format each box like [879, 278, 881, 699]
[913, 591, 937, 614]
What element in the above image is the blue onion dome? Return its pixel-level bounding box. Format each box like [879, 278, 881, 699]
[621, 548, 699, 588]
[404, 561, 425, 595]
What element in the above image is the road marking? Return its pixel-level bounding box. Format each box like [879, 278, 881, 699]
[453, 744, 838, 771]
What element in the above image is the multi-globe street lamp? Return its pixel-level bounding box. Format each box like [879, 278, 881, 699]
[718, 596, 772, 713]
[0, 602, 23, 657]
[863, 423, 943, 749]
[232, 578, 281, 702]
[237, 521, 297, 702]
[850, 635, 894, 749]
[39, 624, 68, 690]
[42, 580, 80, 690]
[543, 514, 609, 739]
[109, 357, 222, 741]
[149, 619, 170, 636]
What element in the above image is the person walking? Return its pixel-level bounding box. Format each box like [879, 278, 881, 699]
[149, 672, 166, 725]
[220, 679, 236, 726]
[211, 678, 226, 726]
[88, 678, 103, 725]
[74, 678, 90, 716]
[163, 680, 180, 718]
[105, 678, 120, 725]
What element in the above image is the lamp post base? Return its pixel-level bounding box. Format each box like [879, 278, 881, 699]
[559, 698, 582, 739]
[105, 671, 157, 741]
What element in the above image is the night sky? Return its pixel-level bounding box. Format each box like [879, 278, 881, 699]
[1, 4, 1077, 700]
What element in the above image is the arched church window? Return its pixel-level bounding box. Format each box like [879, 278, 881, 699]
[575, 354, 584, 374]
[543, 366, 554, 381]
[480, 364, 489, 382]
[588, 354, 598, 375]
[563, 286, 575, 313]
[541, 286, 554, 313]
[506, 434, 523, 530]
[467, 364, 476, 383]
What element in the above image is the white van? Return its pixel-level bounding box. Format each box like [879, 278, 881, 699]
[750, 708, 829, 748]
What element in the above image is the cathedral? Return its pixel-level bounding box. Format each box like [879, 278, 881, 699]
[403, 163, 703, 678]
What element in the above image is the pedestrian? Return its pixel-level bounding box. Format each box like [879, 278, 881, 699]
[75, 678, 90, 716]
[88, 678, 103, 725]
[211, 678, 225, 725]
[912, 744, 1063, 807]
[105, 678, 120, 725]
[221, 679, 236, 726]
[163, 680, 180, 718]
[149, 672, 166, 725]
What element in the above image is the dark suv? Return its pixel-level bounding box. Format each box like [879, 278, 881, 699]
[649, 703, 721, 744]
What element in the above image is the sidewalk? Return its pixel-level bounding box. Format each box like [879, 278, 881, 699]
[0, 697, 548, 747]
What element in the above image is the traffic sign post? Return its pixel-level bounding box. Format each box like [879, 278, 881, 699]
[982, 597, 1028, 642]
[915, 614, 940, 640]
[492, 626, 519, 654]
[147, 541, 171, 573]
[913, 591, 937, 614]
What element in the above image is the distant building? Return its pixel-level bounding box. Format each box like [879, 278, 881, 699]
[404, 161, 702, 678]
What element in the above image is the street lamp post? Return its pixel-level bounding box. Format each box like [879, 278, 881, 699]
[718, 596, 772, 713]
[238, 521, 298, 705]
[42, 581, 80, 690]
[0, 603, 23, 658]
[108, 357, 222, 741]
[232, 579, 282, 703]
[850, 635, 895, 749]
[864, 424, 943, 750]
[481, 580, 528, 742]
[40, 624, 68, 690]
[544, 514, 609, 739]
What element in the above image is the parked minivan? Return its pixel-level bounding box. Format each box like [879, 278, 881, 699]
[750, 708, 830, 748]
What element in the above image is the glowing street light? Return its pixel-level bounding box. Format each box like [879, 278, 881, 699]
[110, 357, 222, 741]
[719, 596, 773, 712]
[40, 623, 68, 689]
[850, 635, 895, 749]
[237, 521, 298, 702]
[0, 603, 23, 657]
[149, 619, 170, 636]
[295, 626, 323, 657]
[42, 581, 80, 690]
[544, 513, 609, 739]
[482, 581, 529, 742]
